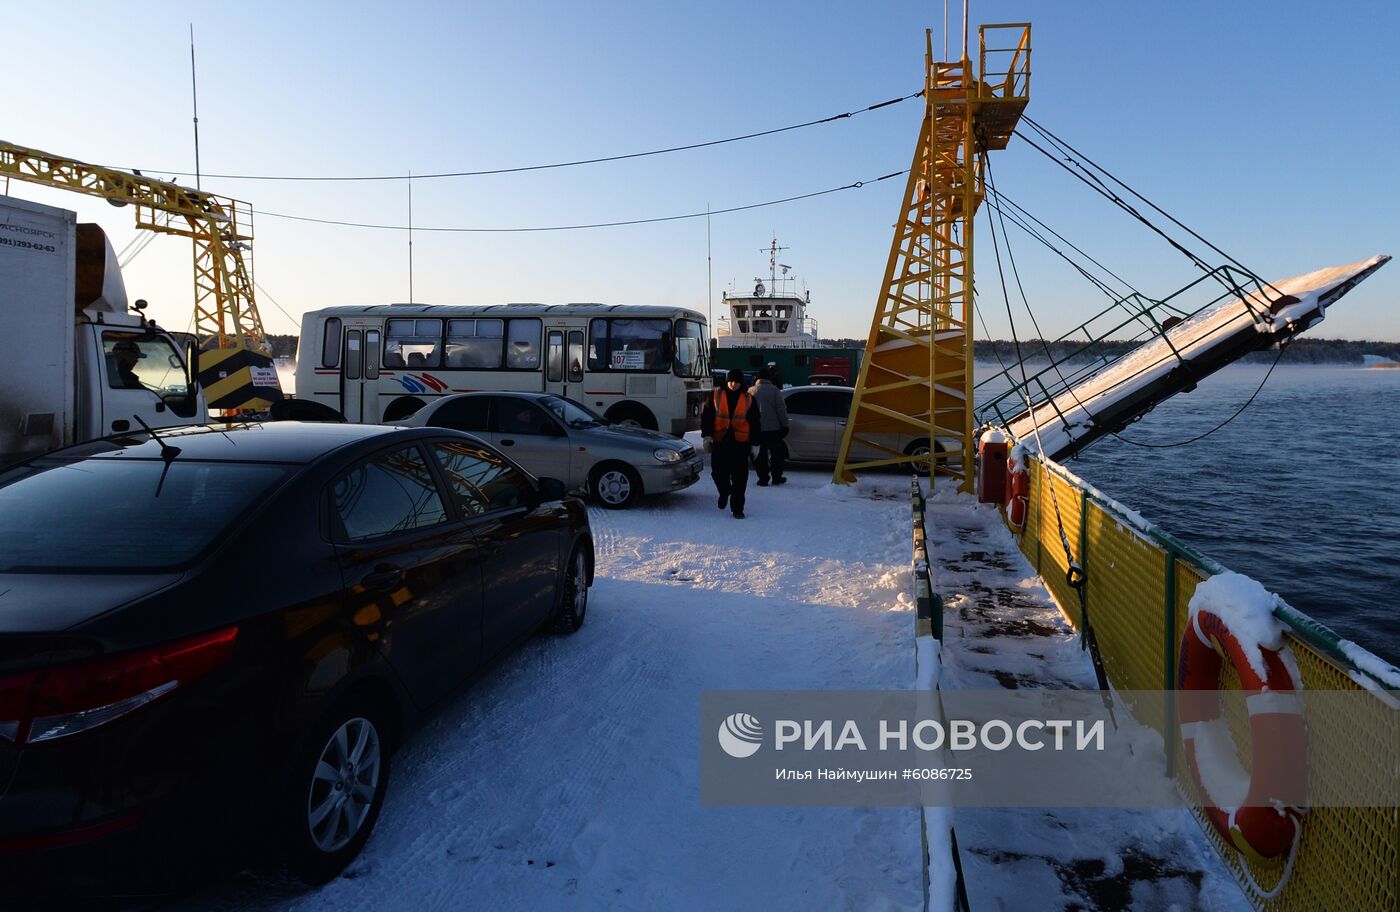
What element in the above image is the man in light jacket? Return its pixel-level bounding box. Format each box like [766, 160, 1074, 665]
[748, 367, 789, 486]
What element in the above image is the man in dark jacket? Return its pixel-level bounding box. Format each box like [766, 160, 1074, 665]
[748, 367, 789, 486]
[701, 368, 762, 518]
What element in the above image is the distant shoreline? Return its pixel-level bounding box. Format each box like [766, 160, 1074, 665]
[264, 334, 1399, 366]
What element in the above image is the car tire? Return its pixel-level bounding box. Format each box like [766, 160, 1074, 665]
[552, 545, 590, 634]
[589, 462, 642, 509]
[280, 689, 394, 885]
[905, 438, 943, 476]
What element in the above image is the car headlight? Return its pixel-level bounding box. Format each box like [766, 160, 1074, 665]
[653, 448, 683, 464]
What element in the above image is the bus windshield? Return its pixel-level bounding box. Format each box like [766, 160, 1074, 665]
[673, 319, 709, 378]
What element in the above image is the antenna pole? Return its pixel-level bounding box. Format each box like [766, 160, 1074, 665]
[407, 169, 414, 304]
[706, 203, 713, 342]
[189, 24, 201, 191]
[962, 0, 969, 61]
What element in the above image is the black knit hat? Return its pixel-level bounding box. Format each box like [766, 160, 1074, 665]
[726, 368, 746, 383]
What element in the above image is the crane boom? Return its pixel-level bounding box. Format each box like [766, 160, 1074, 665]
[0, 139, 283, 410]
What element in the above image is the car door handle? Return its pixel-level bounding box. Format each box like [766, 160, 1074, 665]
[500, 438, 515, 446]
[363, 563, 405, 591]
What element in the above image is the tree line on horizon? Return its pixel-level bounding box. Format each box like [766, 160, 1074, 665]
[263, 334, 1398, 365]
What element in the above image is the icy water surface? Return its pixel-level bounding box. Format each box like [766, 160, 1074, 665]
[979, 362, 1400, 667]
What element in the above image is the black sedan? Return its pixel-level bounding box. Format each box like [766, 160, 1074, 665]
[0, 421, 593, 894]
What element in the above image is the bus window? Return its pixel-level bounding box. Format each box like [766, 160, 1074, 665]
[445, 318, 503, 369]
[588, 318, 670, 372]
[385, 318, 442, 369]
[505, 319, 541, 370]
[321, 318, 342, 368]
[567, 331, 585, 382]
[547, 331, 564, 382]
[365, 330, 380, 379]
[673, 319, 709, 378]
[345, 331, 362, 380]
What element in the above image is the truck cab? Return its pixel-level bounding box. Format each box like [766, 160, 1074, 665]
[1, 196, 207, 466]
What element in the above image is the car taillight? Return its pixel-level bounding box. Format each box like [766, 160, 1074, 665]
[0, 627, 237, 746]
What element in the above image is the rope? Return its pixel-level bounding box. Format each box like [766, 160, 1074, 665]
[983, 155, 1111, 708]
[982, 159, 1288, 453]
[257, 171, 906, 233]
[1238, 813, 1302, 901]
[139, 90, 925, 182]
[1021, 115, 1289, 304]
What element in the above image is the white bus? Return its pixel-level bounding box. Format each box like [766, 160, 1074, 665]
[295, 303, 712, 435]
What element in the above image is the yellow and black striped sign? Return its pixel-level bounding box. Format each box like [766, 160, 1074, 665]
[198, 343, 285, 411]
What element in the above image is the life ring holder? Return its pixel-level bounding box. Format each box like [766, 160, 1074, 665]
[1177, 608, 1307, 898]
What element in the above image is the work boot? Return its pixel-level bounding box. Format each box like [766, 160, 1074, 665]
[756, 478, 769, 487]
[732, 510, 745, 519]
[718, 493, 728, 510]
[774, 476, 787, 485]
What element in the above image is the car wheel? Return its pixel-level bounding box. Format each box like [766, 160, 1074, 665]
[553, 545, 590, 634]
[589, 463, 641, 509]
[281, 690, 394, 885]
[905, 439, 935, 476]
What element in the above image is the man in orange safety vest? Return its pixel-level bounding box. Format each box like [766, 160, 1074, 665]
[701, 368, 763, 519]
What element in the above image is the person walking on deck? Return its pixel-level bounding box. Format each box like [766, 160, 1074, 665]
[702, 368, 761, 519]
[749, 367, 789, 486]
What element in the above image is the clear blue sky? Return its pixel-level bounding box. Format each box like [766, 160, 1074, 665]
[6, 0, 1398, 342]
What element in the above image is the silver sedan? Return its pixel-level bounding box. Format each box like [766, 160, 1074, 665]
[781, 385, 948, 472]
[398, 392, 703, 508]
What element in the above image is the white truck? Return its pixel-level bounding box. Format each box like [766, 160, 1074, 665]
[1, 195, 206, 466]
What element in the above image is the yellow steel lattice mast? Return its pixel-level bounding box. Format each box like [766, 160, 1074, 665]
[834, 23, 1029, 491]
[0, 140, 282, 411]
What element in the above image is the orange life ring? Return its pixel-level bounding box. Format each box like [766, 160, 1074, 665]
[1177, 609, 1306, 860]
[1006, 460, 1029, 530]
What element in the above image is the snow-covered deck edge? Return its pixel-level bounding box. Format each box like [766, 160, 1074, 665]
[911, 479, 968, 912]
[1031, 456, 1400, 696]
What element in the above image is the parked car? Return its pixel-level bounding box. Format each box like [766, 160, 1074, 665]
[0, 421, 593, 894]
[782, 385, 948, 472]
[398, 392, 703, 509]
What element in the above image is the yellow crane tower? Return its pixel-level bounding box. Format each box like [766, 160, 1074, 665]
[0, 140, 283, 411]
[833, 23, 1030, 491]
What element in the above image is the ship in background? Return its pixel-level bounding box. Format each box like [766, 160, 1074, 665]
[711, 238, 864, 385]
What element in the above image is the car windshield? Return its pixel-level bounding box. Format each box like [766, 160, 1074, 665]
[539, 395, 607, 429]
[0, 459, 290, 572]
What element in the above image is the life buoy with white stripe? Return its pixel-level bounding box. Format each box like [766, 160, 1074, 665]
[1177, 609, 1307, 861]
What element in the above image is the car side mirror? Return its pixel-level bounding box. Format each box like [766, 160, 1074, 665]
[537, 476, 568, 502]
[184, 340, 201, 393]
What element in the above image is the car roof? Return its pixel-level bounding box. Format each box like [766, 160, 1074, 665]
[783, 385, 853, 394]
[34, 421, 419, 465]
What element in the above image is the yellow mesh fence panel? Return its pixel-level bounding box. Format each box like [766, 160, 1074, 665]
[1083, 502, 1171, 731]
[1006, 456, 1398, 912]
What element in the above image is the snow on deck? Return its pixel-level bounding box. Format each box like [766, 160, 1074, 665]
[179, 465, 924, 912]
[922, 488, 1250, 912]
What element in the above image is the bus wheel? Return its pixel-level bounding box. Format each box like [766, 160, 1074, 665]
[604, 402, 658, 431]
[382, 396, 426, 422]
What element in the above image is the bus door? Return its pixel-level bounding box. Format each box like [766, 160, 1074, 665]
[544, 329, 586, 401]
[341, 327, 382, 422]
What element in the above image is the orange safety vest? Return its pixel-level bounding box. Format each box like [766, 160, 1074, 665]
[712, 389, 753, 443]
